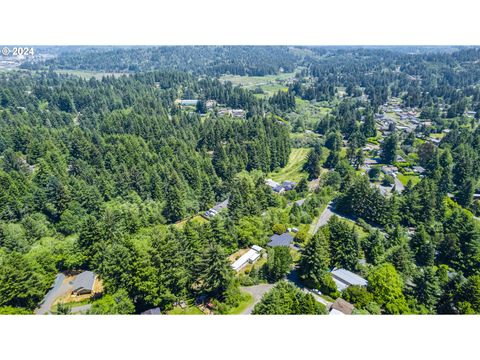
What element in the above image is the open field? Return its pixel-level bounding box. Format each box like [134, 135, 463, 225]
[54, 69, 127, 79]
[168, 306, 204, 315]
[220, 72, 295, 97]
[174, 215, 208, 229]
[397, 173, 421, 186]
[224, 292, 254, 314]
[269, 148, 310, 183]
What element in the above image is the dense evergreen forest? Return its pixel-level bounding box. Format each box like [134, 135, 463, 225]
[1, 46, 480, 315]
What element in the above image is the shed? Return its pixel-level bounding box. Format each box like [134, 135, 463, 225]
[71, 271, 96, 295]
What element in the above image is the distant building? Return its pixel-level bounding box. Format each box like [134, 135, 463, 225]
[268, 233, 294, 247]
[231, 109, 246, 118]
[204, 199, 229, 218]
[231, 245, 264, 272]
[179, 99, 198, 106]
[72, 271, 96, 295]
[265, 179, 296, 193]
[141, 307, 161, 315]
[330, 268, 368, 292]
[412, 166, 426, 174]
[381, 165, 398, 175]
[294, 199, 306, 207]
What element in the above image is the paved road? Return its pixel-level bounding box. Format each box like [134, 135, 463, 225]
[240, 284, 275, 314]
[310, 200, 358, 235]
[35, 273, 71, 315]
[286, 268, 332, 308]
[310, 201, 335, 234]
[70, 304, 92, 314]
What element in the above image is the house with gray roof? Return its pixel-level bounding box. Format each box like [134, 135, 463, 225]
[330, 268, 368, 292]
[267, 232, 294, 247]
[141, 307, 161, 315]
[71, 271, 96, 295]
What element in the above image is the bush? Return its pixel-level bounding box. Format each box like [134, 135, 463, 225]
[382, 175, 394, 186]
[318, 273, 341, 298]
[368, 167, 381, 180]
[272, 223, 287, 235]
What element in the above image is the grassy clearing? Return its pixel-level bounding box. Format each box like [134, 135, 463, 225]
[168, 306, 204, 315]
[55, 69, 126, 80]
[175, 215, 208, 229]
[397, 174, 421, 186]
[51, 298, 91, 313]
[223, 292, 254, 315]
[219, 72, 295, 97]
[269, 148, 310, 183]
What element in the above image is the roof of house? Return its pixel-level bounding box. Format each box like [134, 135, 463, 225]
[294, 199, 306, 207]
[329, 308, 346, 315]
[331, 298, 355, 315]
[413, 166, 426, 173]
[212, 198, 229, 212]
[72, 271, 96, 292]
[331, 268, 368, 288]
[251, 245, 263, 252]
[265, 179, 280, 188]
[141, 307, 161, 315]
[231, 246, 263, 271]
[180, 99, 198, 105]
[267, 233, 294, 247]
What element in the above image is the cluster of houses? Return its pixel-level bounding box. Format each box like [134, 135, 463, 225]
[217, 108, 246, 118]
[204, 199, 229, 219]
[176, 99, 246, 118]
[265, 179, 296, 194]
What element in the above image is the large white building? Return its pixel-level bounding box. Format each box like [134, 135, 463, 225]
[231, 245, 264, 272]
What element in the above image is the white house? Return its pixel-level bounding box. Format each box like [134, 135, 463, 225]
[231, 245, 264, 272]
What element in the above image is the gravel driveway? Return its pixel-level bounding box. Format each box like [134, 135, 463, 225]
[240, 284, 275, 314]
[35, 273, 72, 315]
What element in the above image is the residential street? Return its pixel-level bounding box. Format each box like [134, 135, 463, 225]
[287, 268, 333, 308]
[310, 201, 335, 234]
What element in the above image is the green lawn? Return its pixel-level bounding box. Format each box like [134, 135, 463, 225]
[397, 173, 421, 186]
[269, 148, 310, 183]
[168, 306, 204, 315]
[219, 72, 295, 97]
[174, 215, 208, 229]
[54, 69, 126, 80]
[223, 293, 254, 315]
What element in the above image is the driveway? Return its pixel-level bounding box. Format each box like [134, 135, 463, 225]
[35, 273, 72, 315]
[240, 284, 275, 314]
[287, 268, 332, 308]
[70, 304, 92, 314]
[393, 175, 405, 193]
[310, 200, 357, 235]
[310, 201, 335, 234]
